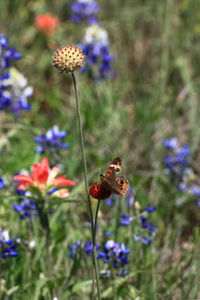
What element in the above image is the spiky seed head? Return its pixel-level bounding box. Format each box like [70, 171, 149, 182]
[53, 45, 85, 72]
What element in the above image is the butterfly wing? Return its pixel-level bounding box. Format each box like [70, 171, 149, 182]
[116, 176, 129, 196]
[109, 157, 122, 174]
[100, 157, 128, 196]
[100, 173, 123, 195]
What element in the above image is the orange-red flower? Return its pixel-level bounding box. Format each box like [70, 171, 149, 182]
[13, 157, 75, 198]
[35, 14, 60, 36]
[89, 183, 111, 200]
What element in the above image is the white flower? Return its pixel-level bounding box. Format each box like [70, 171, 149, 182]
[9, 67, 33, 106]
[29, 240, 36, 249]
[83, 25, 109, 48]
[0, 229, 9, 241]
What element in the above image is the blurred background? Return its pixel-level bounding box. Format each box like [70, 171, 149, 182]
[1, 0, 200, 299]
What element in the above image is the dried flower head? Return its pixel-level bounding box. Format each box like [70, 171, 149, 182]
[53, 45, 85, 72]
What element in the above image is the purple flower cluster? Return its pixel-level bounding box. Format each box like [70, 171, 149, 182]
[0, 34, 32, 114]
[68, 239, 130, 276]
[70, 0, 115, 80]
[34, 125, 69, 153]
[163, 137, 190, 175]
[13, 198, 37, 220]
[71, 0, 100, 24]
[68, 240, 81, 258]
[97, 240, 130, 270]
[0, 35, 22, 68]
[0, 229, 19, 259]
[80, 25, 114, 81]
[163, 137, 200, 206]
[119, 205, 157, 245]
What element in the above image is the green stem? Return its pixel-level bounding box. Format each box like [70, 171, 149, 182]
[71, 72, 101, 300]
[94, 200, 101, 246]
[151, 243, 157, 300]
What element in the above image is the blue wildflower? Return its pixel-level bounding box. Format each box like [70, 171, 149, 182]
[140, 216, 148, 228]
[163, 137, 178, 150]
[0, 229, 19, 259]
[145, 206, 156, 214]
[126, 187, 135, 206]
[178, 182, 187, 192]
[71, 0, 100, 24]
[83, 240, 100, 256]
[104, 197, 115, 206]
[0, 67, 32, 114]
[13, 199, 37, 220]
[133, 205, 157, 245]
[98, 240, 130, 270]
[80, 25, 114, 80]
[0, 177, 4, 189]
[34, 125, 69, 153]
[0, 34, 22, 69]
[163, 137, 200, 206]
[119, 214, 132, 226]
[68, 240, 81, 258]
[141, 236, 152, 245]
[190, 185, 200, 196]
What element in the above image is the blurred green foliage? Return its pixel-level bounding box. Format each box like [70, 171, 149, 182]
[0, 0, 200, 299]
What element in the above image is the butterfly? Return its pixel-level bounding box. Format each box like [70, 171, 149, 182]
[100, 157, 128, 196]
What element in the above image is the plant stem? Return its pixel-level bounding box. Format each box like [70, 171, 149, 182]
[94, 199, 101, 246]
[71, 72, 101, 299]
[151, 243, 157, 300]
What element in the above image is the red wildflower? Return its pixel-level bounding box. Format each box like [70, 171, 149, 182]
[35, 14, 60, 36]
[13, 157, 75, 198]
[89, 183, 111, 200]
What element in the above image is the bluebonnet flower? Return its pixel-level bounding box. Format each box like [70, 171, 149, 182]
[0, 177, 4, 189]
[0, 34, 32, 114]
[163, 137, 200, 206]
[97, 240, 130, 270]
[80, 25, 114, 80]
[126, 187, 135, 206]
[145, 205, 156, 213]
[13, 199, 37, 220]
[0, 229, 19, 259]
[0, 67, 32, 114]
[104, 197, 115, 206]
[34, 125, 69, 153]
[133, 206, 157, 245]
[163, 138, 190, 171]
[119, 214, 132, 226]
[71, 0, 100, 24]
[0, 34, 22, 69]
[68, 240, 81, 258]
[83, 240, 100, 256]
[163, 137, 178, 150]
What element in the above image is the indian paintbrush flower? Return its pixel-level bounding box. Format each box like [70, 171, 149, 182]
[35, 14, 60, 36]
[13, 157, 76, 198]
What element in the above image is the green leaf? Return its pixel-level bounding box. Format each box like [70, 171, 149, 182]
[63, 280, 93, 297]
